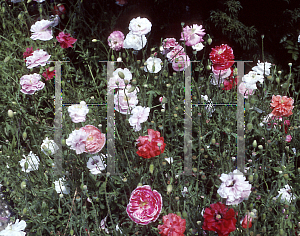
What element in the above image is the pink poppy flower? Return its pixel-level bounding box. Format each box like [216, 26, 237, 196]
[217, 169, 252, 205]
[209, 44, 234, 70]
[20, 73, 45, 95]
[68, 101, 89, 123]
[180, 24, 205, 46]
[172, 53, 190, 72]
[166, 45, 184, 62]
[158, 213, 186, 236]
[161, 38, 179, 55]
[270, 95, 294, 117]
[79, 125, 106, 154]
[285, 135, 292, 142]
[238, 81, 255, 99]
[129, 106, 150, 131]
[114, 86, 139, 114]
[126, 185, 162, 225]
[66, 129, 89, 154]
[56, 31, 77, 48]
[42, 68, 55, 81]
[107, 31, 124, 51]
[30, 19, 53, 41]
[25, 49, 51, 69]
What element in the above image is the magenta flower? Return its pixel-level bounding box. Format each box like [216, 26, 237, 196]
[180, 24, 206, 46]
[56, 31, 77, 48]
[129, 106, 150, 131]
[285, 135, 292, 142]
[126, 185, 162, 225]
[108, 31, 124, 51]
[20, 73, 45, 95]
[166, 45, 184, 62]
[25, 49, 51, 69]
[23, 47, 34, 60]
[217, 169, 252, 205]
[30, 19, 53, 41]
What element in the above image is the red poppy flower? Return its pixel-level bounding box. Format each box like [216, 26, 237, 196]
[52, 4, 66, 16]
[202, 202, 237, 236]
[241, 214, 252, 229]
[158, 213, 186, 236]
[23, 47, 34, 62]
[136, 129, 166, 159]
[56, 31, 77, 49]
[42, 68, 55, 81]
[209, 44, 234, 70]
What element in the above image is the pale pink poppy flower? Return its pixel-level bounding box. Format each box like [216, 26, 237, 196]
[126, 185, 162, 225]
[238, 81, 255, 99]
[20, 73, 45, 95]
[108, 31, 124, 51]
[212, 67, 231, 80]
[172, 53, 190, 72]
[166, 45, 184, 62]
[66, 129, 89, 154]
[128, 17, 152, 36]
[114, 86, 139, 114]
[30, 19, 53, 41]
[217, 169, 252, 205]
[86, 154, 107, 174]
[25, 49, 51, 69]
[68, 101, 89, 123]
[79, 125, 106, 154]
[108, 75, 126, 92]
[129, 106, 150, 131]
[180, 24, 206, 46]
[161, 38, 179, 55]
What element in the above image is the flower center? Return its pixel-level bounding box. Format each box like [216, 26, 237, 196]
[123, 96, 131, 101]
[227, 180, 236, 187]
[91, 159, 99, 165]
[218, 49, 224, 54]
[281, 99, 284, 104]
[139, 201, 148, 208]
[87, 136, 93, 141]
[215, 214, 222, 220]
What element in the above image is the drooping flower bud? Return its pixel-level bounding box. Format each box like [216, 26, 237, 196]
[8, 109, 13, 118]
[253, 140, 257, 148]
[118, 71, 125, 79]
[167, 184, 172, 193]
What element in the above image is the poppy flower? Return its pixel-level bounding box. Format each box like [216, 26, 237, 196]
[202, 202, 237, 236]
[158, 213, 186, 236]
[56, 31, 77, 48]
[52, 4, 66, 16]
[270, 95, 294, 117]
[136, 129, 166, 159]
[209, 44, 234, 70]
[241, 214, 252, 229]
[42, 68, 55, 81]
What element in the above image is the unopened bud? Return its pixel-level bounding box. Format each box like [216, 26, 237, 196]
[92, 39, 98, 42]
[21, 181, 26, 189]
[167, 184, 172, 193]
[207, 38, 212, 45]
[258, 145, 263, 150]
[288, 63, 292, 67]
[22, 132, 27, 140]
[211, 138, 216, 145]
[149, 163, 154, 174]
[137, 183, 143, 187]
[276, 77, 280, 83]
[253, 140, 257, 148]
[118, 71, 125, 79]
[8, 110, 13, 118]
[206, 65, 211, 70]
[248, 175, 253, 182]
[127, 86, 136, 93]
[49, 67, 55, 72]
[247, 123, 253, 130]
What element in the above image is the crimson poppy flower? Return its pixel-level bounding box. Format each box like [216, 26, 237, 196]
[158, 213, 186, 236]
[56, 31, 77, 49]
[202, 202, 237, 236]
[241, 214, 252, 229]
[209, 44, 234, 70]
[42, 68, 55, 81]
[52, 4, 66, 16]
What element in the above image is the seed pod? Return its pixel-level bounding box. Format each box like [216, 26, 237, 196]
[253, 140, 257, 148]
[206, 65, 211, 70]
[279, 229, 284, 236]
[111, 55, 115, 61]
[70, 230, 74, 235]
[207, 38, 212, 45]
[254, 173, 258, 181]
[262, 213, 266, 220]
[258, 145, 263, 150]
[127, 86, 136, 93]
[276, 77, 280, 83]
[21, 181, 26, 189]
[61, 139, 66, 146]
[8, 109, 13, 118]
[58, 207, 62, 214]
[23, 208, 27, 214]
[245, 102, 250, 111]
[248, 175, 253, 182]
[176, 212, 181, 217]
[4, 56, 10, 63]
[149, 163, 154, 174]
[167, 184, 172, 193]
[182, 210, 188, 218]
[137, 183, 143, 187]
[22, 132, 27, 140]
[247, 123, 253, 130]
[211, 138, 216, 145]
[2, 7, 5, 13]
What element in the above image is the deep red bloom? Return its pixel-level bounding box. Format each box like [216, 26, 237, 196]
[158, 213, 186, 236]
[42, 68, 55, 81]
[56, 31, 77, 49]
[52, 4, 66, 16]
[209, 44, 234, 70]
[202, 202, 237, 236]
[136, 129, 166, 159]
[241, 214, 252, 229]
[23, 47, 34, 62]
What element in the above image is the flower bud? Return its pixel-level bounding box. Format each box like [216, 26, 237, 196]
[111, 55, 115, 61]
[288, 63, 292, 67]
[92, 39, 98, 42]
[76, 196, 81, 202]
[253, 140, 257, 148]
[24, 162, 28, 171]
[137, 183, 143, 187]
[220, 83, 224, 89]
[182, 210, 188, 218]
[58, 207, 62, 214]
[258, 145, 263, 150]
[21, 181, 26, 189]
[22, 132, 27, 140]
[211, 138, 216, 145]
[245, 102, 250, 111]
[248, 175, 253, 182]
[254, 173, 258, 181]
[167, 184, 172, 193]
[207, 38, 212, 45]
[23, 208, 27, 214]
[247, 123, 253, 130]
[276, 77, 280, 83]
[149, 163, 154, 174]
[161, 97, 168, 103]
[206, 65, 211, 70]
[176, 211, 182, 217]
[118, 71, 125, 79]
[8, 110, 13, 118]
[59, 194, 64, 198]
